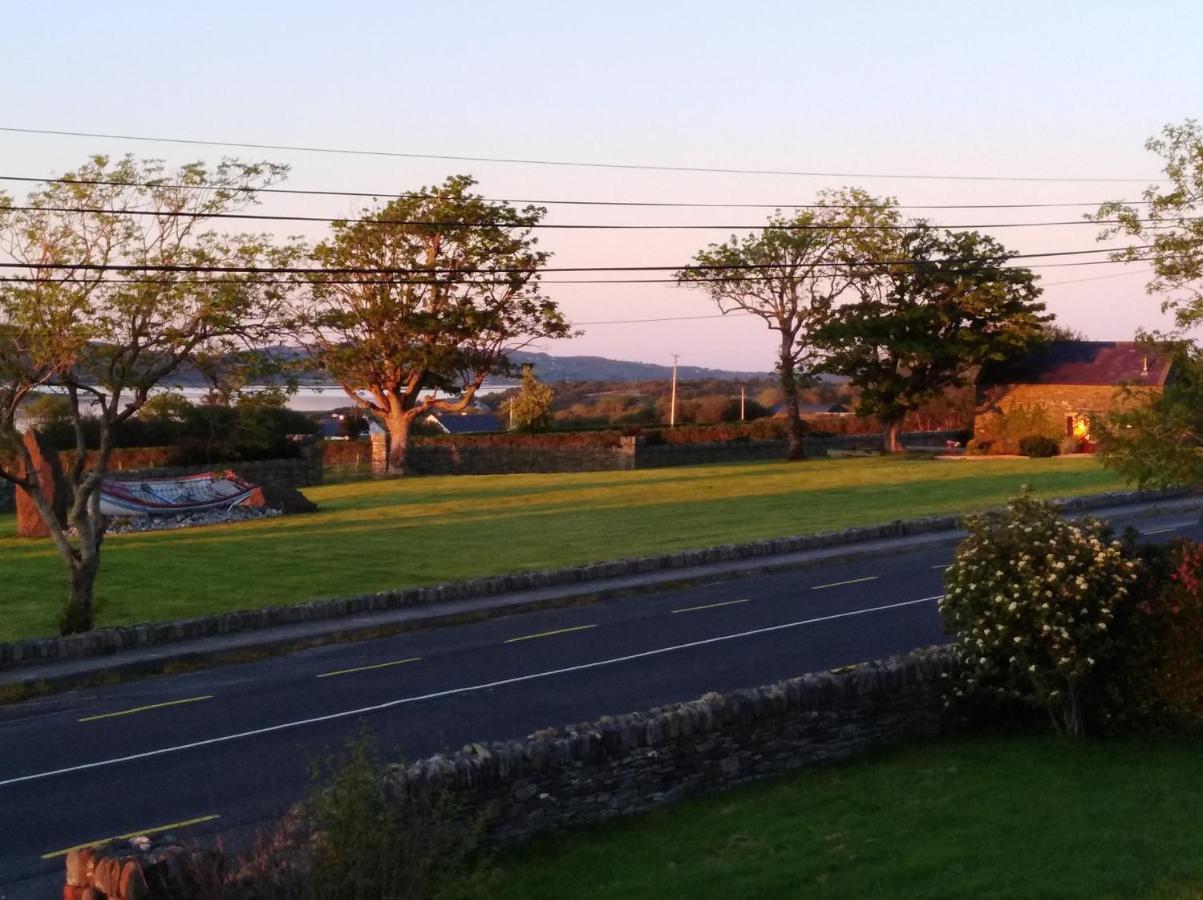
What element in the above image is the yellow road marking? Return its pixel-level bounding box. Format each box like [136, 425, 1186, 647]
[79, 695, 214, 723]
[672, 598, 750, 614]
[317, 657, 422, 679]
[42, 814, 220, 859]
[506, 624, 597, 643]
[810, 576, 878, 591]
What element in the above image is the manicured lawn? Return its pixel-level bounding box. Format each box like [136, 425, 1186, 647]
[468, 734, 1203, 900]
[0, 456, 1125, 641]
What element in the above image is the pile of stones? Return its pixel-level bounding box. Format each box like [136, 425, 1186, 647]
[104, 505, 283, 534]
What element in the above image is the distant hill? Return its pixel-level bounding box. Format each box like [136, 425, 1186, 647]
[165, 347, 769, 387]
[509, 351, 768, 383]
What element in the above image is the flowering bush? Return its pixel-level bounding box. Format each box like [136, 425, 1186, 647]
[939, 490, 1141, 736]
[1105, 539, 1203, 735]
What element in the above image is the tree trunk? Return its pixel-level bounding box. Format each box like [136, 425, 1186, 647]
[386, 410, 413, 475]
[779, 345, 804, 461]
[61, 557, 98, 635]
[882, 417, 905, 454]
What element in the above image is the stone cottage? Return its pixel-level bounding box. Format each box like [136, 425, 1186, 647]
[972, 341, 1175, 452]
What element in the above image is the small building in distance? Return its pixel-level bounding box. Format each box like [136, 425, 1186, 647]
[972, 340, 1175, 453]
[423, 412, 503, 435]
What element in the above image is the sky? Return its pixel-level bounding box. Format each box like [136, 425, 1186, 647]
[2, 0, 1201, 372]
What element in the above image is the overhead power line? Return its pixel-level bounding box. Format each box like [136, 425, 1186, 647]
[0, 174, 1155, 211]
[0, 126, 1165, 184]
[0, 202, 1171, 232]
[0, 256, 1157, 288]
[0, 245, 1144, 277]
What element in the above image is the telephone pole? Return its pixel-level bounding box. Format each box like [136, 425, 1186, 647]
[669, 354, 679, 427]
[740, 384, 746, 421]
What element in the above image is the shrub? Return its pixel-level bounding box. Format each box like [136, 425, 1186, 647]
[228, 737, 486, 900]
[939, 490, 1141, 737]
[1018, 435, 1059, 458]
[1059, 435, 1084, 456]
[1102, 538, 1203, 736]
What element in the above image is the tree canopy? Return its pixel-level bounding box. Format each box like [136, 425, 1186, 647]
[0, 154, 293, 632]
[676, 189, 900, 460]
[290, 175, 571, 472]
[816, 225, 1047, 451]
[1094, 119, 1203, 330]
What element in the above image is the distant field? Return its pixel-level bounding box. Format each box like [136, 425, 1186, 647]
[0, 456, 1126, 641]
[465, 734, 1203, 900]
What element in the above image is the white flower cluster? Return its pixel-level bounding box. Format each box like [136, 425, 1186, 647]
[938, 492, 1140, 716]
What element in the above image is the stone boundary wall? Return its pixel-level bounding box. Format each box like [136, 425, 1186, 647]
[0, 487, 1185, 672]
[0, 480, 12, 513]
[399, 430, 963, 477]
[61, 647, 959, 898]
[388, 646, 957, 846]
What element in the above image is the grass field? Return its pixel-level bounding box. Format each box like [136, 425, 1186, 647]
[0, 456, 1126, 641]
[466, 734, 1203, 900]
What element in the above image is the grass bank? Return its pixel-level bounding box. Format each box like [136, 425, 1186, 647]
[0, 456, 1124, 641]
[468, 734, 1203, 900]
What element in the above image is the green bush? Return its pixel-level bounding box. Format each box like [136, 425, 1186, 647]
[1019, 435, 1059, 458]
[1100, 538, 1203, 737]
[939, 490, 1141, 737]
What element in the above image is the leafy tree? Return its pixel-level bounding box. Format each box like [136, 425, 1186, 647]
[676, 189, 899, 460]
[506, 364, 554, 432]
[1096, 342, 1203, 486]
[291, 175, 571, 473]
[0, 155, 293, 633]
[1094, 119, 1203, 330]
[816, 225, 1047, 452]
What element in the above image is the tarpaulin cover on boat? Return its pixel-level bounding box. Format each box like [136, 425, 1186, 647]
[99, 471, 259, 516]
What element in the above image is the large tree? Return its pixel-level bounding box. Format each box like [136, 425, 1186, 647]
[816, 225, 1047, 452]
[676, 189, 900, 460]
[0, 155, 293, 633]
[292, 175, 571, 473]
[1093, 119, 1203, 330]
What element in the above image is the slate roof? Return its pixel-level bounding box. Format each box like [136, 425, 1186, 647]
[427, 413, 503, 434]
[979, 341, 1174, 388]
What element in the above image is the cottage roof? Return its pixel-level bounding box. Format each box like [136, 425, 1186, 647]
[979, 341, 1174, 388]
[426, 412, 503, 434]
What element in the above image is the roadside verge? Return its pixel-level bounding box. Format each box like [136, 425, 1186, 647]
[0, 487, 1194, 694]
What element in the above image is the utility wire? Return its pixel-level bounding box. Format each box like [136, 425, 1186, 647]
[0, 245, 1144, 276]
[0, 256, 1158, 287]
[0, 126, 1165, 184]
[0, 202, 1170, 232]
[0, 174, 1153, 210]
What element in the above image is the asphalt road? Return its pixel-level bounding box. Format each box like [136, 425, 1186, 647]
[2, 507, 1200, 897]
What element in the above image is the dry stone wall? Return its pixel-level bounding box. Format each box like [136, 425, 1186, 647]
[61, 647, 958, 899]
[389, 646, 957, 845]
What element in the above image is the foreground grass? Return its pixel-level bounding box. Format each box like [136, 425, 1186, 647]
[469, 734, 1203, 900]
[0, 456, 1124, 641]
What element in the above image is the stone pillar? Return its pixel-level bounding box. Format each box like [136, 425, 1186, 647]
[618, 434, 644, 470]
[370, 431, 389, 477]
[16, 429, 67, 539]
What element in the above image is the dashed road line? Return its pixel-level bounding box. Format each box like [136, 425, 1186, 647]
[672, 598, 750, 614]
[78, 695, 214, 723]
[505, 624, 598, 643]
[811, 576, 878, 591]
[42, 814, 220, 859]
[317, 657, 421, 679]
[0, 595, 941, 790]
